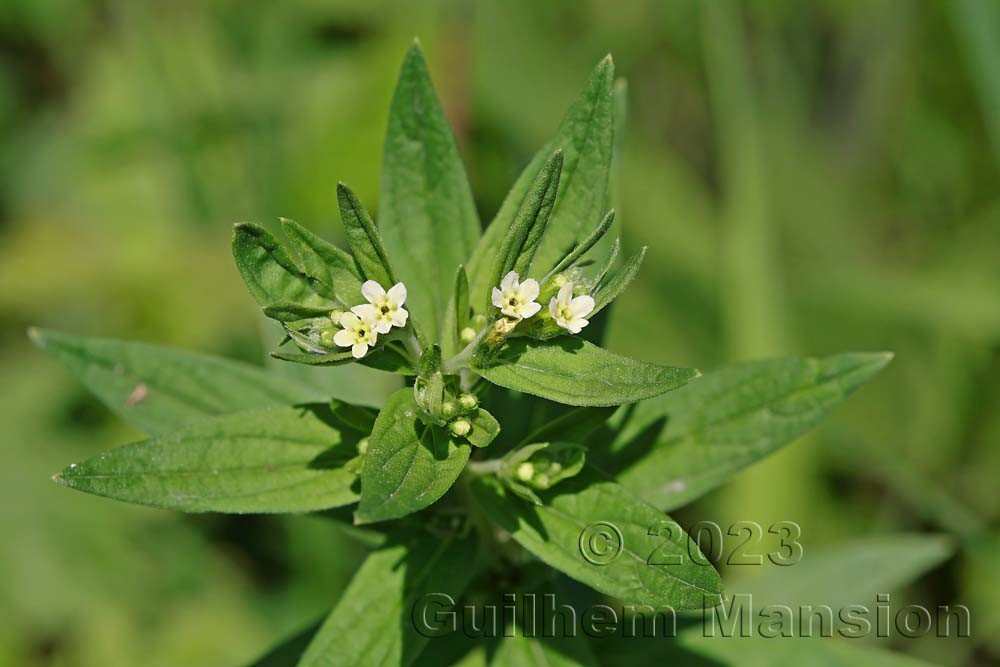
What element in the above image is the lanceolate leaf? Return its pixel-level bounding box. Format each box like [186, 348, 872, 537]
[592, 246, 646, 314]
[30, 329, 318, 437]
[470, 468, 722, 610]
[280, 218, 364, 306]
[467, 56, 616, 303]
[379, 42, 481, 341]
[547, 209, 615, 280]
[270, 350, 355, 366]
[262, 302, 336, 321]
[299, 527, 478, 667]
[336, 183, 398, 289]
[601, 352, 893, 510]
[55, 405, 363, 513]
[726, 534, 954, 612]
[356, 388, 470, 524]
[443, 264, 470, 357]
[474, 338, 697, 407]
[233, 223, 331, 309]
[485, 150, 563, 313]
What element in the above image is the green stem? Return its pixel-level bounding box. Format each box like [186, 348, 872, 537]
[466, 459, 504, 475]
[442, 325, 488, 373]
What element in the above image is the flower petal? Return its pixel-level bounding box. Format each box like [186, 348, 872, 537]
[519, 278, 540, 301]
[521, 301, 542, 319]
[569, 317, 589, 334]
[387, 282, 407, 305]
[333, 329, 356, 347]
[351, 304, 379, 323]
[372, 319, 392, 335]
[361, 280, 385, 303]
[500, 271, 519, 291]
[557, 282, 574, 304]
[391, 308, 409, 327]
[351, 342, 368, 359]
[491, 287, 505, 309]
[570, 294, 595, 318]
[548, 296, 560, 319]
[339, 311, 361, 329]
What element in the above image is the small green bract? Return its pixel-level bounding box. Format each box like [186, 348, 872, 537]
[32, 43, 893, 667]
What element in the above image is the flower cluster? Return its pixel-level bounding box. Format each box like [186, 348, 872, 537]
[332, 280, 409, 358]
[491, 270, 595, 333]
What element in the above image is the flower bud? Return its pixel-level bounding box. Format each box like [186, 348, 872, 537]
[329, 309, 345, 324]
[356, 437, 369, 456]
[516, 462, 535, 481]
[459, 326, 477, 344]
[449, 419, 471, 437]
[458, 393, 478, 411]
[441, 401, 457, 418]
[319, 329, 337, 348]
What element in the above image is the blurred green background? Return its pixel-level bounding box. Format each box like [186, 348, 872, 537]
[1, 1, 998, 665]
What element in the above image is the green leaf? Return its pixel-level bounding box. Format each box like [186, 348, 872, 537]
[518, 406, 615, 448]
[299, 527, 478, 667]
[474, 337, 698, 407]
[30, 329, 318, 437]
[492, 634, 598, 667]
[270, 350, 355, 366]
[55, 405, 362, 513]
[679, 628, 942, 666]
[597, 626, 941, 667]
[484, 150, 563, 313]
[356, 388, 470, 524]
[443, 264, 471, 357]
[602, 353, 893, 510]
[336, 182, 398, 289]
[232, 223, 331, 309]
[468, 56, 616, 302]
[262, 302, 336, 322]
[378, 42, 481, 342]
[547, 209, 615, 280]
[280, 218, 364, 306]
[726, 534, 954, 612]
[328, 400, 377, 435]
[470, 468, 722, 610]
[592, 246, 645, 314]
[466, 407, 501, 448]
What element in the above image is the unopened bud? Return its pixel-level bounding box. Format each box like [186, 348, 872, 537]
[459, 327, 477, 344]
[319, 330, 337, 348]
[516, 462, 535, 481]
[441, 401, 457, 418]
[356, 438, 369, 456]
[449, 419, 471, 437]
[458, 393, 478, 411]
[329, 309, 345, 324]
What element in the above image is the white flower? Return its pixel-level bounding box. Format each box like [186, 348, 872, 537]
[491, 271, 541, 319]
[333, 310, 379, 358]
[354, 280, 408, 334]
[549, 282, 595, 334]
